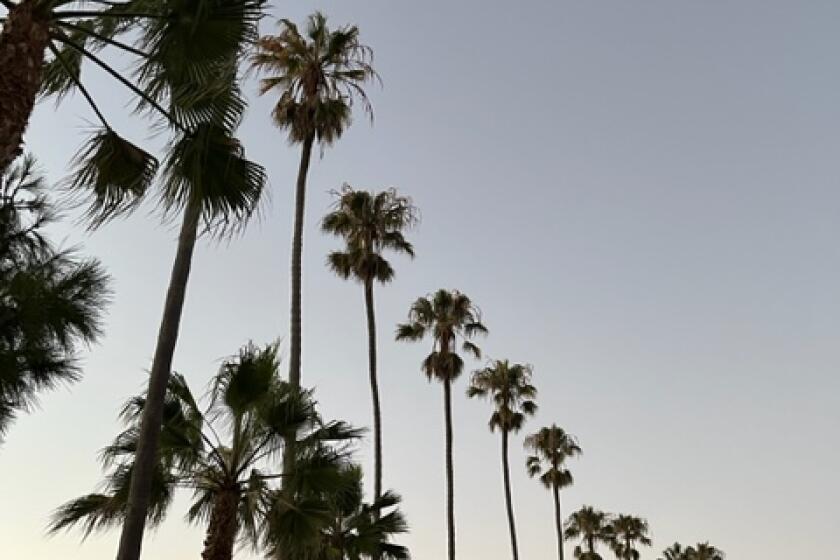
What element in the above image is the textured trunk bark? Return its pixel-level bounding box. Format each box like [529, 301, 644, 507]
[201, 489, 240, 560]
[115, 202, 201, 560]
[0, 0, 51, 172]
[443, 376, 456, 560]
[288, 133, 314, 389]
[553, 481, 564, 560]
[364, 279, 383, 505]
[501, 430, 519, 560]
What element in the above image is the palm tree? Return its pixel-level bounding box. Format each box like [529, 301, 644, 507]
[685, 543, 725, 560]
[659, 543, 686, 560]
[251, 12, 378, 392]
[0, 155, 109, 440]
[51, 342, 361, 560]
[322, 186, 417, 504]
[395, 289, 487, 560]
[564, 506, 613, 560]
[524, 425, 582, 560]
[467, 360, 537, 560]
[0, 0, 265, 174]
[610, 515, 652, 560]
[266, 464, 410, 559]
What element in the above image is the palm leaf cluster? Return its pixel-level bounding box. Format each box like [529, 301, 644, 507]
[563, 507, 651, 560]
[659, 542, 725, 560]
[0, 155, 109, 439]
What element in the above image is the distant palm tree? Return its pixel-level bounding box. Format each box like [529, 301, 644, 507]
[267, 463, 410, 559]
[685, 543, 725, 560]
[610, 515, 652, 560]
[0, 0, 264, 175]
[524, 425, 582, 560]
[396, 289, 488, 560]
[0, 155, 109, 440]
[51, 342, 360, 560]
[467, 360, 537, 560]
[322, 186, 417, 505]
[564, 506, 612, 560]
[659, 543, 686, 560]
[252, 12, 378, 392]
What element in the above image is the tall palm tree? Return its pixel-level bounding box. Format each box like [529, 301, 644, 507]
[467, 360, 537, 560]
[524, 425, 582, 560]
[0, 0, 264, 174]
[395, 289, 487, 560]
[322, 186, 417, 504]
[0, 155, 109, 440]
[564, 506, 613, 560]
[251, 12, 378, 392]
[266, 463, 410, 560]
[610, 515, 652, 560]
[51, 342, 361, 560]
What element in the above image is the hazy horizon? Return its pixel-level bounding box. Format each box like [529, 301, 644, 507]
[1, 1, 838, 559]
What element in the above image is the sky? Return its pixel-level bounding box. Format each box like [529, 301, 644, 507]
[2, 1, 839, 558]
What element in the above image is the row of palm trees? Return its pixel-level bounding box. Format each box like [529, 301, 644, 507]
[0, 2, 730, 558]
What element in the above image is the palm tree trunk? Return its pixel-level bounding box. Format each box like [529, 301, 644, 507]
[443, 376, 456, 560]
[501, 430, 519, 560]
[201, 489, 240, 560]
[115, 201, 201, 560]
[0, 0, 51, 172]
[288, 132, 314, 390]
[364, 278, 383, 504]
[553, 481, 564, 560]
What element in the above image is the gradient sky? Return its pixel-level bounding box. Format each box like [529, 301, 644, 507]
[2, 1, 839, 558]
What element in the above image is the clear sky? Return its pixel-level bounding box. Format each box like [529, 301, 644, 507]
[2, 1, 838, 559]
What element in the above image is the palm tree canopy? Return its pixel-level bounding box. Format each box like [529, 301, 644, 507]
[251, 11, 379, 145]
[50, 342, 361, 551]
[1, 0, 265, 206]
[0, 155, 110, 440]
[467, 359, 537, 433]
[395, 289, 488, 382]
[610, 514, 652, 560]
[685, 543, 725, 560]
[524, 424, 582, 489]
[322, 185, 417, 285]
[564, 506, 613, 559]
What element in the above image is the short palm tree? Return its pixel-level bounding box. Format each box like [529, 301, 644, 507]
[610, 515, 652, 560]
[395, 289, 487, 560]
[251, 11, 378, 392]
[659, 543, 686, 560]
[685, 543, 725, 560]
[524, 425, 582, 560]
[322, 185, 417, 505]
[266, 463, 410, 559]
[467, 360, 537, 560]
[0, 155, 109, 440]
[0, 0, 265, 174]
[564, 506, 613, 560]
[51, 342, 361, 560]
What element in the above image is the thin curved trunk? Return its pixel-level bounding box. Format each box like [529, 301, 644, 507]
[0, 0, 51, 172]
[364, 278, 383, 504]
[288, 132, 314, 390]
[501, 430, 519, 560]
[116, 201, 201, 560]
[443, 376, 455, 560]
[201, 489, 240, 560]
[552, 480, 564, 560]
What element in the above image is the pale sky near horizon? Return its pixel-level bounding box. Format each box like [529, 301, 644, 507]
[2, 1, 839, 559]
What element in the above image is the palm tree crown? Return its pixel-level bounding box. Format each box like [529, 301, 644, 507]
[252, 11, 378, 145]
[322, 185, 417, 285]
[564, 506, 613, 560]
[610, 515, 652, 560]
[524, 425, 582, 489]
[659, 542, 725, 560]
[467, 360, 538, 433]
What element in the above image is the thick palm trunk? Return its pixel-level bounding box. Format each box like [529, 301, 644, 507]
[443, 377, 456, 560]
[288, 133, 315, 389]
[552, 481, 564, 560]
[364, 279, 383, 504]
[116, 202, 201, 560]
[0, 0, 51, 172]
[501, 430, 519, 560]
[201, 489, 240, 560]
